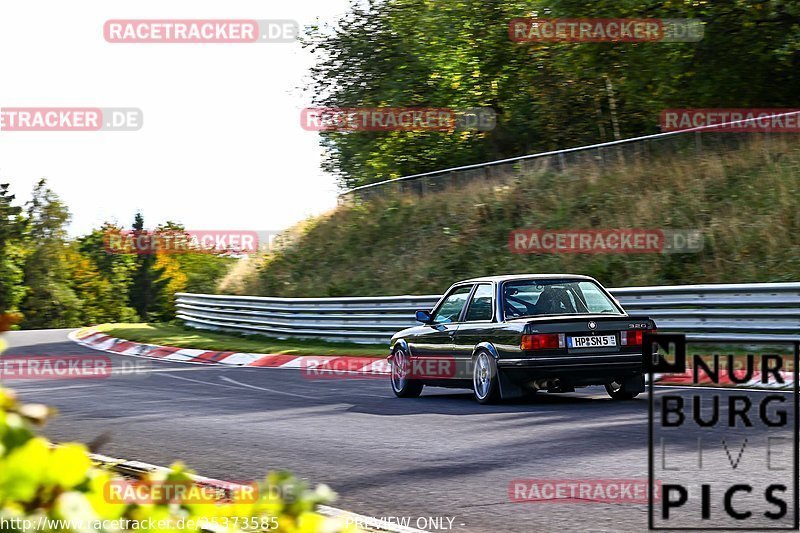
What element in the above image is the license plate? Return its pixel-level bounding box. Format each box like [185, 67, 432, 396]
[568, 335, 617, 348]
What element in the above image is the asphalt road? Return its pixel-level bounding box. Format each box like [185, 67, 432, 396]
[3, 329, 797, 532]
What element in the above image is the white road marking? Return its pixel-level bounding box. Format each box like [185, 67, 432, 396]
[10, 384, 101, 393]
[219, 376, 319, 399]
[160, 373, 242, 389]
[136, 366, 242, 374]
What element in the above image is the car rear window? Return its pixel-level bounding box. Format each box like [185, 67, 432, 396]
[503, 279, 621, 318]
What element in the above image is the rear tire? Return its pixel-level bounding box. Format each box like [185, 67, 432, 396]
[391, 347, 423, 398]
[605, 379, 639, 400]
[472, 351, 500, 404]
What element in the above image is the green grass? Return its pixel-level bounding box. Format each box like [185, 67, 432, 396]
[94, 323, 387, 357]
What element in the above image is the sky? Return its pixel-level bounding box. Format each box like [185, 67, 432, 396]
[0, 0, 352, 236]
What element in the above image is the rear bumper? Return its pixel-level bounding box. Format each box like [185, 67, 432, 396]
[497, 353, 643, 386]
[497, 353, 642, 368]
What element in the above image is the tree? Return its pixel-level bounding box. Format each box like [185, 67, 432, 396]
[154, 221, 236, 295]
[128, 213, 170, 321]
[153, 254, 188, 318]
[0, 183, 24, 316]
[76, 222, 138, 322]
[18, 180, 81, 328]
[61, 244, 138, 324]
[305, 0, 800, 188]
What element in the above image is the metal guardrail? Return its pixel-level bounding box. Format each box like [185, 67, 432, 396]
[176, 282, 800, 344]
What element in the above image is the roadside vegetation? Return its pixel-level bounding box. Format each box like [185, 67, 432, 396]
[305, 0, 800, 188]
[230, 138, 800, 297]
[0, 181, 235, 329]
[0, 396, 347, 532]
[0, 321, 356, 532]
[3, 1, 799, 325]
[0, 399, 349, 533]
[95, 323, 386, 357]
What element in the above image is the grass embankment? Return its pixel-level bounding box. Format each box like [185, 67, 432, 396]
[221, 138, 800, 298]
[95, 323, 387, 357]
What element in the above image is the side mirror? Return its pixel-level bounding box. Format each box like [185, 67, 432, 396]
[415, 310, 433, 324]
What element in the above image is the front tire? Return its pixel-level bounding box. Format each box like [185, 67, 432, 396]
[472, 351, 500, 404]
[391, 348, 423, 398]
[605, 379, 639, 400]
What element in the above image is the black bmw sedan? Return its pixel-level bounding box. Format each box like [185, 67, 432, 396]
[388, 274, 656, 404]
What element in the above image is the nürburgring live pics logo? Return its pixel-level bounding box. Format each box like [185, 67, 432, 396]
[645, 333, 799, 530]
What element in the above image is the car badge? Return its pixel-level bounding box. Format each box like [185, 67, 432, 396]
[588, 321, 597, 330]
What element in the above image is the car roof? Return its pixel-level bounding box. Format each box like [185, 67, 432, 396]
[456, 274, 598, 284]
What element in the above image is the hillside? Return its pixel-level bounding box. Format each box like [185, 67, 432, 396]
[226, 138, 800, 297]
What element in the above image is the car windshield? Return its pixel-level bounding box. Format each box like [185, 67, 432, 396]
[502, 279, 622, 318]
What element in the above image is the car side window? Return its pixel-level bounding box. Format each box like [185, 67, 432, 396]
[577, 282, 619, 313]
[464, 284, 494, 322]
[431, 286, 473, 324]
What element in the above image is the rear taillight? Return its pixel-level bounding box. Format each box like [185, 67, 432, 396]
[620, 329, 644, 346]
[521, 333, 565, 350]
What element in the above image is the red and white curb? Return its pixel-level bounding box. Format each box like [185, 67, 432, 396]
[69, 328, 390, 376]
[69, 329, 792, 390]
